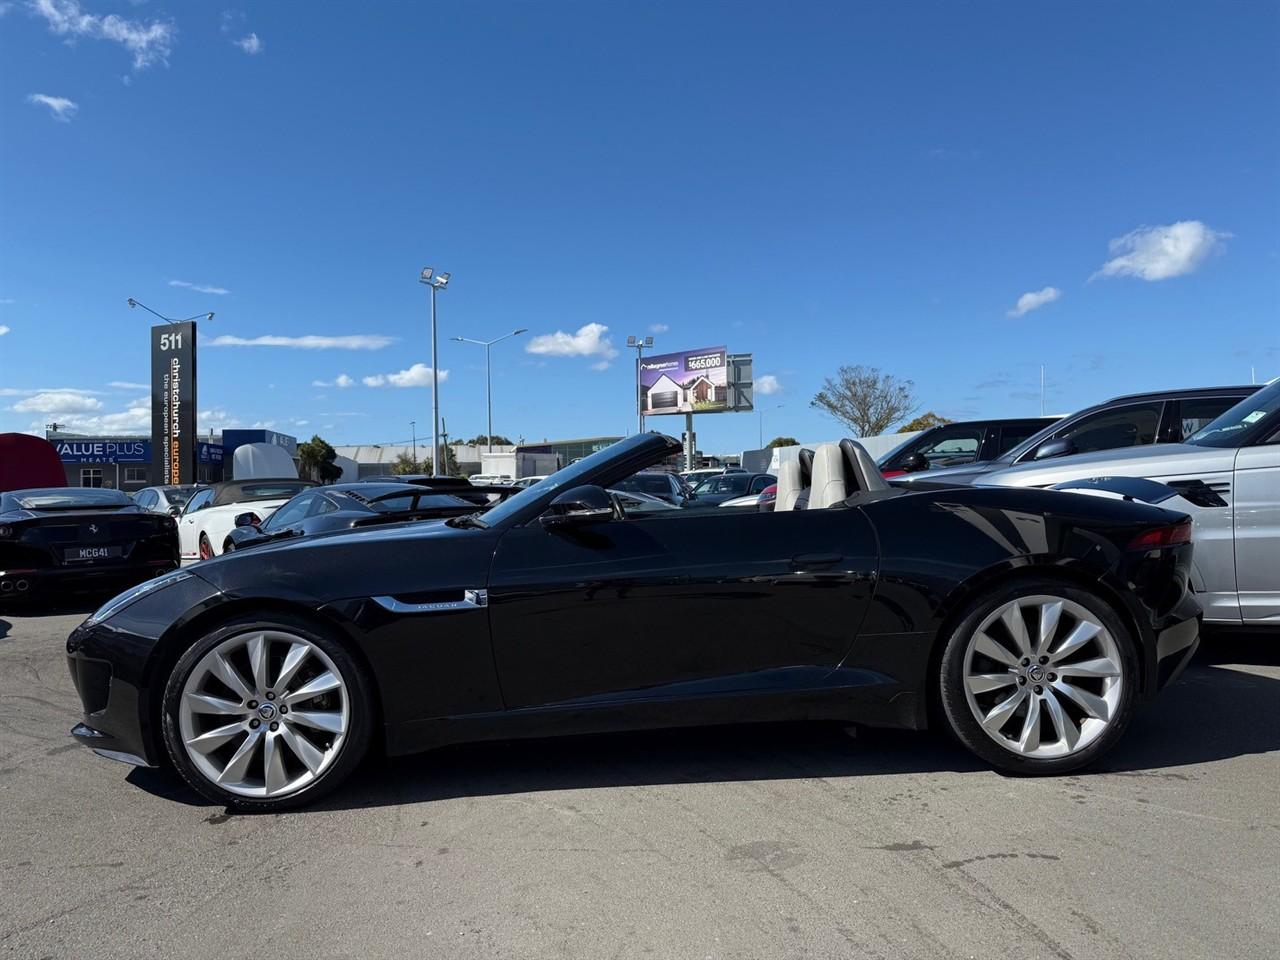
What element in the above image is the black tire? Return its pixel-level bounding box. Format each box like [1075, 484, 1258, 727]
[198, 533, 214, 561]
[160, 613, 374, 811]
[222, 538, 236, 553]
[938, 578, 1139, 776]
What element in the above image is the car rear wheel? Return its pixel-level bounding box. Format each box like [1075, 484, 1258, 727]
[938, 579, 1137, 775]
[161, 616, 373, 810]
[198, 533, 214, 561]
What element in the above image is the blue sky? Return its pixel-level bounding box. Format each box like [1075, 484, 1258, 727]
[2, 0, 1277, 453]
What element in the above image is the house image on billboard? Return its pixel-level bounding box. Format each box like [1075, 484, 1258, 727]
[642, 373, 728, 414]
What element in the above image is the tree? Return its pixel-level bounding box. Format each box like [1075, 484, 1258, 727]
[464, 434, 512, 446]
[390, 451, 421, 475]
[766, 436, 800, 448]
[811, 365, 917, 437]
[899, 412, 953, 433]
[297, 435, 343, 483]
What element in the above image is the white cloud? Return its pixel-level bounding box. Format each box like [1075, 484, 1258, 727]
[312, 374, 355, 388]
[33, 0, 175, 71]
[1094, 221, 1229, 282]
[169, 279, 231, 295]
[107, 380, 148, 390]
[198, 409, 241, 432]
[756, 374, 782, 395]
[0, 325, 9, 336]
[1006, 286, 1062, 318]
[526, 322, 618, 361]
[363, 363, 448, 388]
[12, 390, 103, 414]
[208, 334, 395, 350]
[590, 360, 611, 371]
[649, 323, 669, 334]
[233, 32, 263, 54]
[0, 385, 104, 397]
[26, 93, 78, 121]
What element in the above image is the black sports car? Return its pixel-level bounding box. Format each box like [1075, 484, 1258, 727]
[1, 487, 178, 602]
[224, 482, 484, 551]
[66, 433, 1200, 810]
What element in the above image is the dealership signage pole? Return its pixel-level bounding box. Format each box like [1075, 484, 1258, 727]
[420, 268, 451, 474]
[451, 328, 528, 453]
[129, 299, 211, 486]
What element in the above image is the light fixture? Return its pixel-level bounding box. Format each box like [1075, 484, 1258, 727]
[627, 336, 637, 347]
[644, 336, 654, 347]
[514, 327, 528, 335]
[420, 267, 433, 282]
[437, 272, 451, 286]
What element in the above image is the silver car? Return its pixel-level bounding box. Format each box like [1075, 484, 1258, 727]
[893, 384, 1258, 488]
[979, 380, 1280, 627]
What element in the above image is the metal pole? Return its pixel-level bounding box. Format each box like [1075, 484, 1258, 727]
[410, 420, 417, 471]
[486, 342, 494, 454]
[1040, 365, 1045, 417]
[430, 285, 440, 474]
[684, 412, 695, 471]
[636, 343, 645, 434]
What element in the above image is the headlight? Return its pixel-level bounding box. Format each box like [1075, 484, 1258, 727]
[85, 570, 194, 627]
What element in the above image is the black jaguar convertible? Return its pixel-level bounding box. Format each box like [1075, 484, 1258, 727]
[66, 433, 1200, 810]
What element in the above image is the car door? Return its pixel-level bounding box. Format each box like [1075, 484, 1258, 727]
[1233, 439, 1280, 623]
[177, 487, 214, 556]
[487, 503, 878, 709]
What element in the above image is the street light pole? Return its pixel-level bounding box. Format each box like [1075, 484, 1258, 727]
[419, 268, 451, 474]
[451, 328, 528, 453]
[759, 403, 784, 448]
[410, 420, 417, 471]
[626, 335, 655, 434]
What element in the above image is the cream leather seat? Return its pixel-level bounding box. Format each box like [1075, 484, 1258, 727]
[775, 460, 804, 512]
[808, 443, 848, 509]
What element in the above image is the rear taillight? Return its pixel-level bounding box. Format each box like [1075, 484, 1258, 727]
[1127, 520, 1192, 551]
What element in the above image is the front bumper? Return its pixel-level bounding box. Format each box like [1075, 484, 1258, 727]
[65, 571, 222, 767]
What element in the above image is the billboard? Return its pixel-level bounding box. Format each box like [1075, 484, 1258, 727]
[150, 321, 197, 485]
[638, 346, 729, 416]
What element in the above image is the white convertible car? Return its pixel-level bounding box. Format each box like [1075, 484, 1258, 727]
[177, 479, 316, 563]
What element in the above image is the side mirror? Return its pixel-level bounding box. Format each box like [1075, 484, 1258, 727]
[899, 451, 929, 473]
[167, 504, 183, 517]
[234, 511, 261, 528]
[541, 485, 616, 527]
[1033, 437, 1076, 461]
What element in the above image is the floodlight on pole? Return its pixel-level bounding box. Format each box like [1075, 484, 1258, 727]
[628, 333, 656, 434]
[450, 327, 528, 452]
[127, 298, 214, 325]
[419, 267, 452, 474]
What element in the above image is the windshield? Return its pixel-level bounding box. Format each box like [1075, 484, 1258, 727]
[615, 474, 673, 495]
[370, 492, 473, 512]
[471, 437, 660, 528]
[694, 474, 751, 495]
[1187, 381, 1280, 448]
[10, 488, 132, 509]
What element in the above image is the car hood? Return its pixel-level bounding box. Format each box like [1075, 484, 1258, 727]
[891, 459, 1004, 486]
[978, 443, 1234, 488]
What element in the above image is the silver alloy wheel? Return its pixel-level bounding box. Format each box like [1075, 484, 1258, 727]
[178, 630, 350, 799]
[962, 594, 1123, 759]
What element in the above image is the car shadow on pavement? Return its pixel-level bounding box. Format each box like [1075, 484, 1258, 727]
[128, 634, 1280, 814]
[0, 618, 10, 640]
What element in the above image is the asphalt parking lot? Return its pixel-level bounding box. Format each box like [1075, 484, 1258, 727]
[1, 607, 1277, 960]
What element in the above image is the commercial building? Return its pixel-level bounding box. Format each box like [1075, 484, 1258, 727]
[49, 434, 225, 491]
[46, 428, 304, 491]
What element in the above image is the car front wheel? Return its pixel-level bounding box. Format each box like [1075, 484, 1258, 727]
[161, 615, 373, 810]
[938, 579, 1137, 775]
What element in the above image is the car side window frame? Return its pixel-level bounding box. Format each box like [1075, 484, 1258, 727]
[184, 488, 214, 514]
[1016, 401, 1165, 462]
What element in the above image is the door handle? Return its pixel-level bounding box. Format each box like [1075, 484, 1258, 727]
[791, 553, 842, 569]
